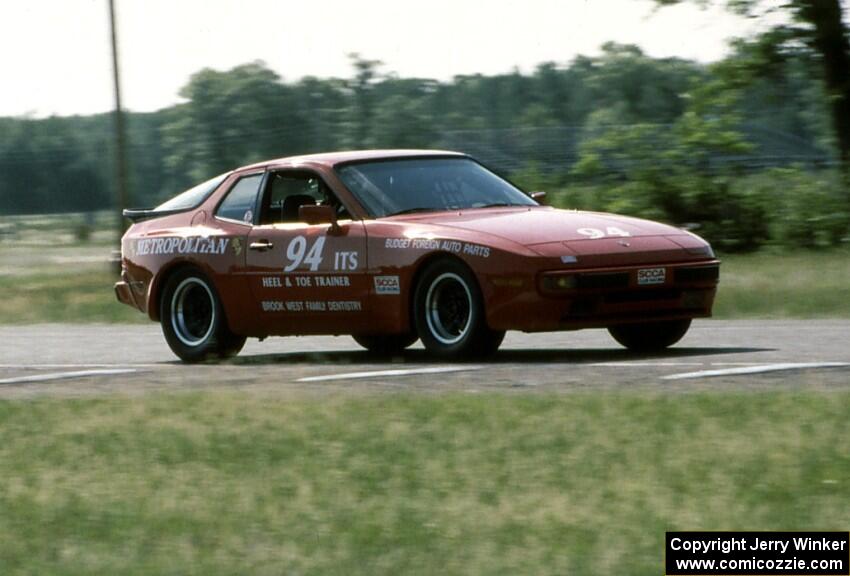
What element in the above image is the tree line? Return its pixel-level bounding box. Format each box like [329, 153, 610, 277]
[0, 0, 847, 251]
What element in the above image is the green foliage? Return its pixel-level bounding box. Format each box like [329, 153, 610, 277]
[655, 0, 850, 178]
[561, 50, 848, 252]
[161, 62, 298, 190]
[510, 162, 564, 193]
[0, 116, 111, 215]
[746, 167, 849, 248]
[0, 38, 843, 254]
[370, 84, 438, 148]
[547, 165, 847, 252]
[582, 43, 698, 124]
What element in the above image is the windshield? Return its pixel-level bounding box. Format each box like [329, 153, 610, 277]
[154, 172, 230, 212]
[335, 158, 536, 218]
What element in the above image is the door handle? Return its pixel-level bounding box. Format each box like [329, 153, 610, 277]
[249, 240, 274, 251]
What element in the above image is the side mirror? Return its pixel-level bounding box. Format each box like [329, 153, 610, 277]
[299, 204, 341, 234]
[531, 191, 547, 203]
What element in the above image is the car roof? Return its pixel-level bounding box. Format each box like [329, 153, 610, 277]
[241, 149, 467, 171]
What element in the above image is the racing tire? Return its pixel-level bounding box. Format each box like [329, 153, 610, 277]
[160, 267, 246, 362]
[414, 258, 505, 358]
[608, 319, 691, 352]
[352, 333, 418, 355]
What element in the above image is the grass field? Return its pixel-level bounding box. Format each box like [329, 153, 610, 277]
[0, 391, 847, 575]
[0, 249, 848, 324]
[1, 214, 846, 575]
[0, 268, 144, 324]
[712, 250, 850, 318]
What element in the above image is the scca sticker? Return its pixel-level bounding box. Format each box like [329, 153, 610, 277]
[637, 267, 666, 285]
[374, 275, 400, 295]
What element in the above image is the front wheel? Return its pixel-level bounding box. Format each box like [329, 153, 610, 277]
[608, 319, 691, 352]
[414, 259, 505, 358]
[160, 268, 246, 362]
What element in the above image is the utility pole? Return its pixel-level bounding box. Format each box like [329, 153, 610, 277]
[108, 0, 129, 254]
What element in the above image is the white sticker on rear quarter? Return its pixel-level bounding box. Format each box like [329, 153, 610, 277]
[374, 275, 401, 295]
[637, 267, 666, 285]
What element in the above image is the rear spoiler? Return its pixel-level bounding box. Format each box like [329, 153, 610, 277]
[123, 208, 184, 223]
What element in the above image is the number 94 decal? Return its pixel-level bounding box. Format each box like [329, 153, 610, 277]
[285, 236, 325, 271]
[577, 227, 631, 240]
[283, 235, 359, 272]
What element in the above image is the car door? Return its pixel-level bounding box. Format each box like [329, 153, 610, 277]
[245, 169, 369, 335]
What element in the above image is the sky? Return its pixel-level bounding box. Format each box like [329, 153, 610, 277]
[1, 0, 766, 118]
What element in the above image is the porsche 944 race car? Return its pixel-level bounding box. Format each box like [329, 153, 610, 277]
[116, 150, 719, 362]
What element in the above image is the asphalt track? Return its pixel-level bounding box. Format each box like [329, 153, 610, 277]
[1, 320, 848, 397]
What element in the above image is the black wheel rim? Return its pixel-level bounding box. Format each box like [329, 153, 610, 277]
[425, 272, 472, 345]
[171, 278, 215, 346]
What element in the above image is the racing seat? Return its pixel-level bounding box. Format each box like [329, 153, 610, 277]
[282, 194, 317, 222]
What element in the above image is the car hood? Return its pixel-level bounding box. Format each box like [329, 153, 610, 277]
[411, 206, 685, 245]
[389, 206, 714, 266]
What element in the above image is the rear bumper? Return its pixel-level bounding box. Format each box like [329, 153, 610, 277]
[114, 280, 135, 307]
[486, 260, 719, 332]
[114, 271, 146, 312]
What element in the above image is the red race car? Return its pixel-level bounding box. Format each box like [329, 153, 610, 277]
[116, 150, 719, 362]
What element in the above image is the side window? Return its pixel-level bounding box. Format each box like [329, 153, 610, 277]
[261, 172, 349, 224]
[216, 174, 263, 223]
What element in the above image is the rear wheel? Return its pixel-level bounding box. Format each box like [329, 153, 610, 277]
[608, 319, 691, 352]
[352, 333, 418, 355]
[160, 268, 246, 362]
[414, 259, 505, 358]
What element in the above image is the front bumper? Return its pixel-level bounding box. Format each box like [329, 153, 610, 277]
[486, 260, 720, 332]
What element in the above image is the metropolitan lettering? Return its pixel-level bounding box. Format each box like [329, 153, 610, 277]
[135, 237, 229, 256]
